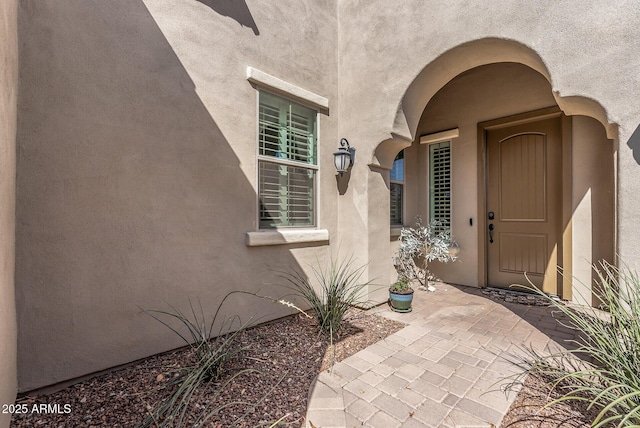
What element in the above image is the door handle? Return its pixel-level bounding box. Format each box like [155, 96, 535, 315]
[488, 223, 494, 243]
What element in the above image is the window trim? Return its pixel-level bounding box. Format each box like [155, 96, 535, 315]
[420, 128, 458, 232]
[256, 154, 319, 171]
[246, 229, 329, 247]
[390, 150, 405, 226]
[247, 66, 329, 112]
[427, 140, 452, 231]
[255, 88, 321, 230]
[420, 128, 459, 145]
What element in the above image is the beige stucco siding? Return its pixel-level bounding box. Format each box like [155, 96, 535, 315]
[16, 0, 338, 390]
[391, 64, 615, 294]
[336, 0, 640, 288]
[338, 0, 635, 144]
[11, 0, 640, 392]
[571, 116, 615, 306]
[0, 0, 18, 424]
[409, 63, 557, 286]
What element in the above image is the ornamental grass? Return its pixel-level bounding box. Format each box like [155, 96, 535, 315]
[504, 261, 640, 427]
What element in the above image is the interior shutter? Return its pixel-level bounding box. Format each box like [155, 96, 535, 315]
[429, 142, 451, 228]
[258, 91, 317, 228]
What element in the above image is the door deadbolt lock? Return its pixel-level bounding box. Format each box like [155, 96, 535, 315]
[488, 211, 494, 220]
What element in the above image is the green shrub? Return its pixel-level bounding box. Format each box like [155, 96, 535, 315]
[504, 261, 640, 427]
[139, 297, 253, 427]
[389, 276, 412, 293]
[143, 299, 248, 379]
[279, 255, 372, 341]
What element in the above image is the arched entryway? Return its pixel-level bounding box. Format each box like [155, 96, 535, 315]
[375, 39, 616, 306]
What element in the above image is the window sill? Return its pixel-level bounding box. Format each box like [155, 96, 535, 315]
[391, 226, 403, 238]
[246, 229, 330, 247]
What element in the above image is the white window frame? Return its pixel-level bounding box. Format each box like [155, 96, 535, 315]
[420, 128, 458, 232]
[245, 67, 330, 246]
[428, 141, 452, 229]
[256, 90, 319, 229]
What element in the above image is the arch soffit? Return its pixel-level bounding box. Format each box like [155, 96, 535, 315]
[374, 38, 617, 170]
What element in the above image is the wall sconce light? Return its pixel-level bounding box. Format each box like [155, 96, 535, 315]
[333, 138, 355, 175]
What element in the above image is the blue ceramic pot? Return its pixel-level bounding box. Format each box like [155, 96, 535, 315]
[389, 289, 414, 312]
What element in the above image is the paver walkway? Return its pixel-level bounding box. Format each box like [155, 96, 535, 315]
[305, 283, 576, 428]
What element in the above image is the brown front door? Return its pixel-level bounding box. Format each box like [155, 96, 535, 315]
[486, 117, 561, 294]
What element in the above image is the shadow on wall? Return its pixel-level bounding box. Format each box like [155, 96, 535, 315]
[627, 124, 640, 165]
[196, 0, 259, 35]
[398, 62, 615, 294]
[15, 0, 296, 391]
[336, 170, 351, 195]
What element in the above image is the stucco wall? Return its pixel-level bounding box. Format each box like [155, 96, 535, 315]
[16, 0, 338, 390]
[337, 0, 640, 288]
[0, 0, 18, 424]
[571, 115, 615, 305]
[389, 64, 615, 293]
[13, 0, 640, 392]
[409, 63, 557, 286]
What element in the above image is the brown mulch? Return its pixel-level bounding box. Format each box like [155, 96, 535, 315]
[10, 309, 405, 428]
[500, 370, 613, 428]
[10, 300, 614, 428]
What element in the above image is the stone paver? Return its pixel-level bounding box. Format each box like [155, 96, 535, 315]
[343, 378, 381, 403]
[369, 362, 395, 377]
[376, 374, 410, 396]
[346, 398, 378, 422]
[357, 370, 385, 387]
[305, 283, 578, 427]
[408, 377, 448, 401]
[367, 411, 403, 428]
[343, 355, 375, 373]
[395, 387, 426, 407]
[371, 393, 413, 422]
[413, 397, 450, 426]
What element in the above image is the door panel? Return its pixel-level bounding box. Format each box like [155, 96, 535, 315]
[499, 134, 546, 221]
[499, 233, 547, 275]
[487, 118, 561, 293]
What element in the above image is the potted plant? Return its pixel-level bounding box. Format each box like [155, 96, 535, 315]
[389, 276, 414, 312]
[393, 217, 459, 302]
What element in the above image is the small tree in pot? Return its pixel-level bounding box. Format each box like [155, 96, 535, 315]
[390, 217, 459, 311]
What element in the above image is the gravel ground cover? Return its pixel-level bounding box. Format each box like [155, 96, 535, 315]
[11, 309, 404, 428]
[11, 297, 606, 428]
[482, 288, 555, 306]
[500, 373, 612, 428]
[491, 289, 613, 428]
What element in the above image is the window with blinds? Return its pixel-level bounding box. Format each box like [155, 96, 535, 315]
[390, 151, 404, 225]
[429, 141, 451, 228]
[258, 91, 317, 228]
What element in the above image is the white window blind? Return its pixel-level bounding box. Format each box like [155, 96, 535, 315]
[429, 141, 451, 228]
[258, 92, 317, 228]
